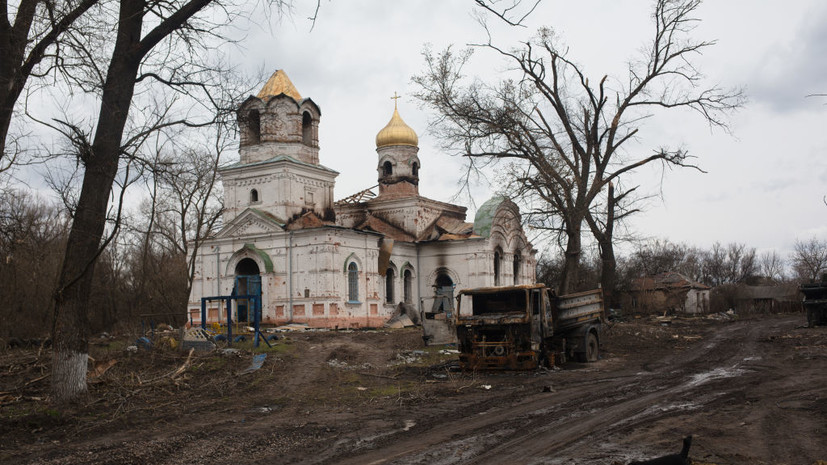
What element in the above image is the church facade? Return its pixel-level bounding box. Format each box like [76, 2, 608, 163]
[187, 70, 536, 328]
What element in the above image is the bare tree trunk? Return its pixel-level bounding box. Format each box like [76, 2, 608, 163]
[588, 182, 617, 308]
[51, 0, 216, 402]
[559, 225, 581, 295]
[52, 157, 122, 401]
[51, 0, 143, 402]
[598, 237, 616, 308]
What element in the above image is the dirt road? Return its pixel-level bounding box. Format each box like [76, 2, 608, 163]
[3, 314, 826, 464]
[321, 316, 826, 465]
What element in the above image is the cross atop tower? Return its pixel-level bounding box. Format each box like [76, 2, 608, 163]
[391, 92, 401, 109]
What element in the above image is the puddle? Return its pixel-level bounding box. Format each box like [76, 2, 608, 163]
[687, 365, 747, 387]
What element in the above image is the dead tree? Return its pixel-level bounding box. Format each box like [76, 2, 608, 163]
[793, 237, 827, 283]
[150, 140, 226, 295]
[415, 0, 743, 294]
[49, 0, 291, 403]
[759, 250, 786, 282]
[0, 0, 100, 172]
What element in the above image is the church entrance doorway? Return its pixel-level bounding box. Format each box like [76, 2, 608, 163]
[234, 258, 261, 324]
[432, 272, 455, 318]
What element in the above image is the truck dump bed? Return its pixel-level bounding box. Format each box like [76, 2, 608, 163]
[455, 285, 604, 370]
[555, 289, 604, 330]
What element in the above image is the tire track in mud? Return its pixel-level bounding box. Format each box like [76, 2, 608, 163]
[329, 319, 777, 465]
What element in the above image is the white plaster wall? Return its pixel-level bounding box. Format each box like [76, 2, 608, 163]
[221, 161, 337, 223]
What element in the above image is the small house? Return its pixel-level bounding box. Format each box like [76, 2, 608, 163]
[626, 272, 711, 315]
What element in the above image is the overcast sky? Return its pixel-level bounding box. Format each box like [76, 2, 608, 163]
[224, 0, 826, 258]
[14, 1, 824, 260]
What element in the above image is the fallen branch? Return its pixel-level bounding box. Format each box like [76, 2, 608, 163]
[23, 373, 49, 387]
[358, 372, 399, 380]
[141, 348, 195, 385]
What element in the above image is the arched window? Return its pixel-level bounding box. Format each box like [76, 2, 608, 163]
[250, 189, 259, 203]
[302, 111, 312, 145]
[248, 110, 261, 144]
[347, 262, 359, 302]
[513, 251, 522, 285]
[385, 268, 395, 303]
[411, 162, 419, 177]
[403, 269, 413, 304]
[494, 248, 502, 286]
[382, 161, 393, 177]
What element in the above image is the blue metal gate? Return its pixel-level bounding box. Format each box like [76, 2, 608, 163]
[234, 274, 262, 324]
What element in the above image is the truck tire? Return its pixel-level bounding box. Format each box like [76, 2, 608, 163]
[574, 332, 599, 363]
[584, 332, 599, 362]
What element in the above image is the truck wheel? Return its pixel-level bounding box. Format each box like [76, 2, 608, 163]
[584, 332, 599, 362]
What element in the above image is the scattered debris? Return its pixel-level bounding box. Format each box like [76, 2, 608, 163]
[220, 348, 242, 357]
[239, 353, 267, 375]
[707, 309, 737, 321]
[181, 328, 216, 352]
[88, 358, 117, 380]
[384, 314, 415, 329]
[140, 348, 194, 385]
[276, 323, 310, 332]
[393, 351, 423, 365]
[135, 337, 152, 350]
[327, 359, 349, 369]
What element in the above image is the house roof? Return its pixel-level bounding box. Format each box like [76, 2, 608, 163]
[632, 271, 710, 292]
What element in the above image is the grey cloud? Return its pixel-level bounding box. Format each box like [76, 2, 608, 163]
[749, 4, 827, 111]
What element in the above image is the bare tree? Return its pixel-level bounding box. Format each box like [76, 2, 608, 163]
[473, 0, 541, 27]
[151, 142, 225, 294]
[49, 0, 291, 402]
[0, 189, 68, 339]
[792, 237, 827, 283]
[0, 0, 100, 172]
[620, 239, 704, 284]
[415, 0, 744, 294]
[759, 250, 786, 282]
[700, 242, 757, 286]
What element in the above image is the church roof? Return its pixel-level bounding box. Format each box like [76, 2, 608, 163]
[376, 101, 418, 148]
[222, 154, 338, 173]
[472, 196, 509, 237]
[257, 69, 302, 101]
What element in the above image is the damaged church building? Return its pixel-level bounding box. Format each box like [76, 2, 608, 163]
[187, 70, 536, 328]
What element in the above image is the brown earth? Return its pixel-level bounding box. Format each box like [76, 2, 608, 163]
[1, 313, 825, 464]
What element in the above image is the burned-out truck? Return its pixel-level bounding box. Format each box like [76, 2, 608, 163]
[455, 284, 604, 370]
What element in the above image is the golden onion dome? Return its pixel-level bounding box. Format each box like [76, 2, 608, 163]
[257, 69, 302, 101]
[376, 101, 418, 148]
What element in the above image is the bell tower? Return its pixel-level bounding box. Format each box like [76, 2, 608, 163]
[237, 70, 321, 165]
[375, 94, 420, 198]
[220, 70, 337, 224]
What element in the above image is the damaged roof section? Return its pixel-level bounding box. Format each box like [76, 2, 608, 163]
[632, 272, 711, 292]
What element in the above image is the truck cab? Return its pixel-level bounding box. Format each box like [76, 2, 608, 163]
[455, 284, 603, 370]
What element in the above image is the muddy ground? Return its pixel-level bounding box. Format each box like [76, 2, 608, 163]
[1, 313, 825, 465]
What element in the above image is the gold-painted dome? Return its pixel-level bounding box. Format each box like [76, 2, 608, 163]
[257, 69, 302, 101]
[376, 101, 418, 148]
